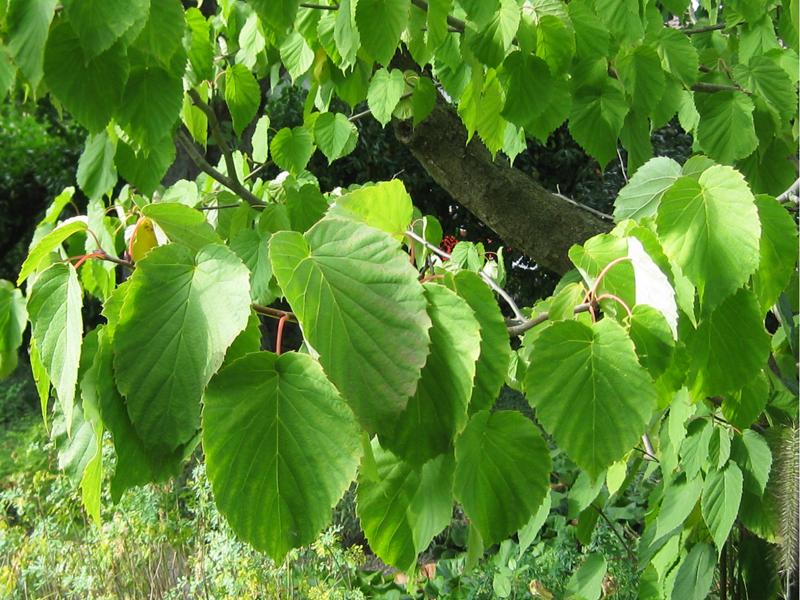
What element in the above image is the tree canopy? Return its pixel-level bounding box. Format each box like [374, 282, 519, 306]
[0, 0, 797, 597]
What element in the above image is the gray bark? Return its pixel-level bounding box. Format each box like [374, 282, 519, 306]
[393, 99, 612, 275]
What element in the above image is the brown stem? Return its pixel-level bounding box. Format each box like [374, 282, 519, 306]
[691, 81, 745, 94]
[176, 130, 266, 208]
[682, 23, 725, 34]
[185, 90, 266, 207]
[409, 0, 466, 32]
[252, 304, 296, 322]
[276, 314, 289, 355]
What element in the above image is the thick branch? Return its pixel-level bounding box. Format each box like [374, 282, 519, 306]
[393, 98, 612, 274]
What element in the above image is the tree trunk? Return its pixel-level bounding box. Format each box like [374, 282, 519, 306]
[393, 99, 612, 275]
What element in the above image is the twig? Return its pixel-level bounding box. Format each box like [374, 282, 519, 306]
[590, 502, 637, 562]
[409, 0, 466, 32]
[300, 2, 339, 9]
[275, 315, 289, 355]
[197, 203, 243, 210]
[595, 293, 633, 320]
[404, 229, 526, 321]
[186, 90, 266, 208]
[252, 304, 296, 322]
[506, 303, 593, 337]
[777, 177, 800, 203]
[176, 130, 266, 208]
[681, 23, 726, 35]
[691, 81, 744, 94]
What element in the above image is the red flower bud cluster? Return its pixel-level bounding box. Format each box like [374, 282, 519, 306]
[440, 235, 458, 254]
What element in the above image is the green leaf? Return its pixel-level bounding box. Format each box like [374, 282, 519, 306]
[328, 179, 413, 239]
[270, 218, 431, 432]
[314, 112, 358, 163]
[115, 135, 176, 196]
[357, 444, 453, 571]
[535, 14, 575, 75]
[367, 68, 406, 127]
[629, 305, 675, 379]
[185, 8, 214, 82]
[564, 553, 607, 600]
[230, 229, 275, 305]
[332, 0, 359, 68]
[687, 289, 770, 397]
[695, 91, 758, 164]
[671, 543, 716, 600]
[0, 281, 27, 379]
[29, 338, 51, 426]
[237, 12, 265, 70]
[525, 319, 657, 477]
[733, 56, 797, 123]
[285, 184, 329, 233]
[517, 493, 551, 557]
[569, 76, 629, 168]
[411, 76, 437, 126]
[77, 132, 117, 200]
[250, 0, 300, 31]
[27, 264, 83, 433]
[702, 462, 743, 553]
[445, 271, 511, 413]
[279, 31, 314, 83]
[681, 418, 712, 481]
[467, 0, 520, 68]
[203, 351, 361, 561]
[224, 64, 261, 136]
[114, 244, 251, 450]
[6, 0, 57, 87]
[613, 156, 682, 222]
[129, 0, 185, 67]
[142, 203, 222, 251]
[252, 115, 270, 163]
[653, 28, 699, 87]
[731, 429, 772, 496]
[722, 371, 769, 430]
[616, 44, 666, 117]
[501, 52, 548, 129]
[656, 165, 760, 313]
[454, 410, 551, 546]
[270, 126, 315, 175]
[355, 0, 410, 66]
[752, 194, 798, 310]
[656, 472, 703, 538]
[44, 20, 128, 133]
[62, 0, 148, 58]
[380, 284, 480, 465]
[568, 0, 610, 60]
[18, 219, 88, 285]
[116, 64, 182, 149]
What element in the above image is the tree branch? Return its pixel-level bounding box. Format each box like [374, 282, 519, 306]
[691, 81, 745, 94]
[404, 229, 526, 321]
[409, 0, 466, 32]
[252, 304, 297, 322]
[394, 96, 612, 275]
[681, 23, 726, 34]
[300, 2, 339, 9]
[185, 89, 266, 208]
[176, 130, 266, 208]
[506, 303, 593, 336]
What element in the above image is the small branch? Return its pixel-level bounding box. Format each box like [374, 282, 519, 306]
[98, 251, 134, 269]
[186, 89, 266, 208]
[252, 304, 296, 322]
[506, 303, 593, 337]
[409, 0, 466, 32]
[691, 81, 744, 94]
[176, 130, 266, 208]
[590, 502, 637, 563]
[777, 177, 800, 203]
[300, 2, 339, 9]
[681, 23, 726, 35]
[404, 229, 525, 321]
[197, 203, 244, 211]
